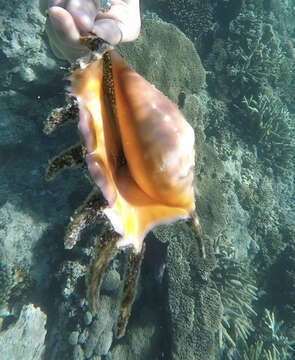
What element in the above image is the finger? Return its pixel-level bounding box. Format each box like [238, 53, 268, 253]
[66, 0, 97, 33]
[47, 6, 89, 61]
[92, 18, 123, 45]
[47, 33, 67, 59]
[45, 14, 72, 59]
[109, 0, 141, 42]
[118, 17, 140, 43]
[94, 0, 140, 43]
[39, 1, 68, 16]
[46, 18, 89, 61]
[48, 6, 81, 43]
[50, 0, 68, 7]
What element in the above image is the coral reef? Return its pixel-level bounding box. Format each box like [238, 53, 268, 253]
[160, 223, 222, 360]
[201, 2, 295, 358]
[0, 1, 61, 91]
[211, 230, 295, 360]
[0, 202, 38, 314]
[150, 0, 214, 53]
[1, 0, 294, 359]
[266, 240, 295, 327]
[237, 91, 295, 172]
[44, 235, 121, 359]
[204, 3, 295, 173]
[0, 304, 46, 360]
[168, 0, 213, 42]
[206, 8, 287, 99]
[212, 241, 258, 359]
[240, 309, 295, 360]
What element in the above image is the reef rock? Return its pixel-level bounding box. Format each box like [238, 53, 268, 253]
[0, 304, 46, 360]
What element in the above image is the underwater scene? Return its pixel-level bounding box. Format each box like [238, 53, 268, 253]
[0, 0, 294, 359]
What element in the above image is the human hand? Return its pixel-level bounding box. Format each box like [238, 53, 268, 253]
[39, 0, 141, 62]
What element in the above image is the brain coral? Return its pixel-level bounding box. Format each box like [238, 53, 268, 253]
[119, 18, 206, 103]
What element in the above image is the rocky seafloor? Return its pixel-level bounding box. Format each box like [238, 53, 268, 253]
[0, 0, 294, 359]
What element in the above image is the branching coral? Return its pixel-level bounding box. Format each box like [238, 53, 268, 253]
[237, 91, 295, 172]
[212, 239, 258, 359]
[240, 309, 295, 360]
[205, 7, 289, 100]
[227, 19, 284, 89]
[212, 238, 295, 359]
[203, 3, 295, 175]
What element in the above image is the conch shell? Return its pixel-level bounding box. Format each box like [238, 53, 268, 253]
[70, 50, 196, 253]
